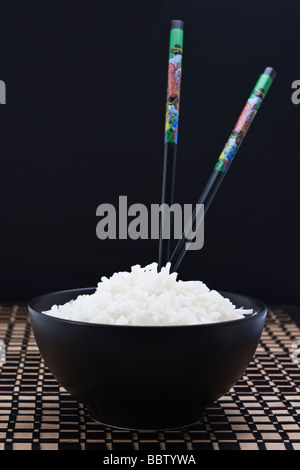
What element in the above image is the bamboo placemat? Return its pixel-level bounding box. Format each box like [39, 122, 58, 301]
[0, 306, 299, 450]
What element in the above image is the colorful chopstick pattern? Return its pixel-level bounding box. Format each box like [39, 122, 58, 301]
[215, 70, 275, 173]
[164, 25, 183, 144]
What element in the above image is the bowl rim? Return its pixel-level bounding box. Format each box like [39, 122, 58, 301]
[28, 287, 267, 329]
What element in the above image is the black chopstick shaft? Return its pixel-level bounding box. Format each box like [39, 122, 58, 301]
[169, 170, 224, 272]
[158, 142, 177, 268]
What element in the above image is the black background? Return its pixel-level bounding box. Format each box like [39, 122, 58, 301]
[0, 0, 299, 304]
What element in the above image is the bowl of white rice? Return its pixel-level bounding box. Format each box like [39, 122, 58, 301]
[28, 262, 267, 430]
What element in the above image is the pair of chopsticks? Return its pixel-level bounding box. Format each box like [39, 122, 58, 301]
[158, 19, 276, 273]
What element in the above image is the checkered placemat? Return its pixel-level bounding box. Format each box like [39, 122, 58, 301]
[0, 306, 299, 450]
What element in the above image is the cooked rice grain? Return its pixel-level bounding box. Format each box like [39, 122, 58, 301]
[43, 262, 253, 325]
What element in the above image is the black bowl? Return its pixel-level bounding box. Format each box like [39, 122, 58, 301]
[28, 288, 267, 430]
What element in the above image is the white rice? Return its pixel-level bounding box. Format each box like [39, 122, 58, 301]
[42, 262, 253, 326]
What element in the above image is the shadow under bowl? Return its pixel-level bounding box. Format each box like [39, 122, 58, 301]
[28, 288, 267, 430]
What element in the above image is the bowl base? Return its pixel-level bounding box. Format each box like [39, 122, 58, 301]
[87, 407, 205, 431]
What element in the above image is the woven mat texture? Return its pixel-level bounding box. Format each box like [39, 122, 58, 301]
[0, 306, 299, 450]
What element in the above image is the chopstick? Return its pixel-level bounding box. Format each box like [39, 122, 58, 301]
[158, 20, 184, 271]
[169, 67, 276, 273]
